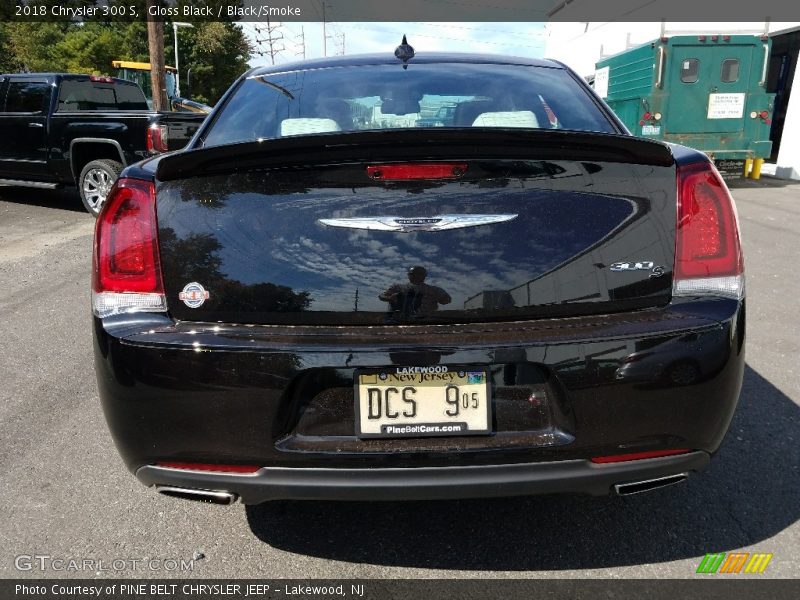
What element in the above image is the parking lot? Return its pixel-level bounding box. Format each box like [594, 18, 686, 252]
[0, 178, 797, 579]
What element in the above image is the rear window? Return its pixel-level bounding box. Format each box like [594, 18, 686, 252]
[57, 80, 148, 111]
[203, 62, 614, 147]
[5, 80, 50, 112]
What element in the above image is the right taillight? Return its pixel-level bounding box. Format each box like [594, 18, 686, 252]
[591, 449, 690, 463]
[146, 124, 169, 153]
[92, 178, 166, 318]
[673, 161, 744, 299]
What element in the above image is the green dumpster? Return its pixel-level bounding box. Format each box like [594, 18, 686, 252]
[595, 34, 774, 178]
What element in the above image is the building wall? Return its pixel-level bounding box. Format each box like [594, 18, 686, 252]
[772, 30, 800, 179]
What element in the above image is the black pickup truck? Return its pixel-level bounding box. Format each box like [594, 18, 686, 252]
[0, 73, 205, 214]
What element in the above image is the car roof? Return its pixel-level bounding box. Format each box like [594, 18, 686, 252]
[0, 73, 136, 84]
[1, 73, 63, 79]
[248, 52, 563, 77]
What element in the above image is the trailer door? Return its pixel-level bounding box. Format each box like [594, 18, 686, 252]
[666, 43, 755, 134]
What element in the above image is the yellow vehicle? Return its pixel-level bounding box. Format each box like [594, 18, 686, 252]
[112, 61, 211, 113]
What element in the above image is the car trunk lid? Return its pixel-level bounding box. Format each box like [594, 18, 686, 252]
[154, 129, 677, 325]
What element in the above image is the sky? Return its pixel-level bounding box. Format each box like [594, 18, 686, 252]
[240, 19, 795, 80]
[241, 22, 548, 68]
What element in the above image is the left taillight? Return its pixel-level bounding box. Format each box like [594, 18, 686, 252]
[92, 178, 166, 318]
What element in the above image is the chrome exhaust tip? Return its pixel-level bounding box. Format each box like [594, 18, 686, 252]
[156, 486, 238, 505]
[614, 473, 688, 496]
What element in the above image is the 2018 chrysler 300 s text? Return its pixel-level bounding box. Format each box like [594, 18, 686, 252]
[92, 47, 744, 505]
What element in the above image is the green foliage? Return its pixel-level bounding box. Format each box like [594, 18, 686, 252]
[0, 25, 15, 72]
[176, 21, 251, 105]
[2, 22, 71, 72]
[1, 2, 252, 105]
[59, 23, 124, 74]
[1, 21, 144, 75]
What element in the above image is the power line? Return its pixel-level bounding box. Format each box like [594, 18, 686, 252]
[254, 19, 285, 65]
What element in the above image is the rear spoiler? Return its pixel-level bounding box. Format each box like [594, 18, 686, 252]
[156, 129, 675, 182]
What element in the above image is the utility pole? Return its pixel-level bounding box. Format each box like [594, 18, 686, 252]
[295, 26, 306, 60]
[331, 31, 345, 56]
[322, 1, 327, 57]
[146, 0, 167, 111]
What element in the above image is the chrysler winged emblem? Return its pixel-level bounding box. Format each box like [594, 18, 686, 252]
[318, 214, 518, 232]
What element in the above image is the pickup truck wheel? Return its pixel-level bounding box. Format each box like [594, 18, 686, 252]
[79, 159, 123, 216]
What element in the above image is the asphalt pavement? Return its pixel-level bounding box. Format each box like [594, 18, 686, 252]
[0, 179, 797, 579]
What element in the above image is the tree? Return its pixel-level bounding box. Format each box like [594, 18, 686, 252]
[2, 22, 71, 72]
[0, 25, 15, 73]
[173, 21, 251, 105]
[57, 23, 124, 74]
[0, 2, 252, 106]
[2, 21, 143, 75]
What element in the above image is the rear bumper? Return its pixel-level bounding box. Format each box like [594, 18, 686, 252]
[95, 297, 744, 497]
[136, 451, 710, 503]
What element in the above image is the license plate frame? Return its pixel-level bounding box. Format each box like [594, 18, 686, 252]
[354, 366, 492, 439]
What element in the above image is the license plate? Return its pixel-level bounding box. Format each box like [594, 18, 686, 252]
[354, 366, 491, 438]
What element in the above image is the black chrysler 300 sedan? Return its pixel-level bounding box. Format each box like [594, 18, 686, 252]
[92, 51, 745, 505]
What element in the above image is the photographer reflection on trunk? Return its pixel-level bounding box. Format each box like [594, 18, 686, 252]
[379, 266, 451, 321]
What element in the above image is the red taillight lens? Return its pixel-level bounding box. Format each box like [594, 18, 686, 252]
[95, 179, 162, 293]
[673, 161, 744, 298]
[146, 125, 169, 153]
[156, 462, 260, 474]
[92, 178, 166, 317]
[591, 449, 690, 464]
[367, 163, 467, 180]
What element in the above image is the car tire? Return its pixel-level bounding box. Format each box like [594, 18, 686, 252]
[79, 159, 123, 216]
